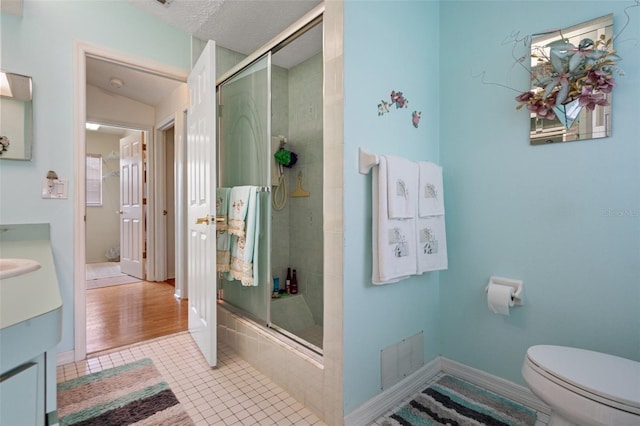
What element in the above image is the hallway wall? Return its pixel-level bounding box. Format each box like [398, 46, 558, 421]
[85, 131, 120, 263]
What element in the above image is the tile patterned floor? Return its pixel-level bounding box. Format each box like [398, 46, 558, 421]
[58, 332, 549, 426]
[57, 332, 326, 426]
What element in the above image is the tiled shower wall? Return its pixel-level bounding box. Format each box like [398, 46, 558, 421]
[271, 52, 324, 326]
[287, 52, 324, 325]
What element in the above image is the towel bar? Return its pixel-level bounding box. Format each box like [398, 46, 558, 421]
[358, 147, 380, 175]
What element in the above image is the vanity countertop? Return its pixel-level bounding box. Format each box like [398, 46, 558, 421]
[0, 239, 62, 330]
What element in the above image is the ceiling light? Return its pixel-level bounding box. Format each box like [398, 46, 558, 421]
[109, 77, 124, 89]
[86, 123, 100, 131]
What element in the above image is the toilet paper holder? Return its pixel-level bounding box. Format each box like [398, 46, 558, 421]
[485, 276, 523, 306]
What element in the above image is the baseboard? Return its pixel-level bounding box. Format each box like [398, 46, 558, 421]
[56, 350, 75, 366]
[344, 356, 442, 426]
[440, 357, 550, 414]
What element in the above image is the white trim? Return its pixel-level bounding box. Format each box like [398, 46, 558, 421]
[73, 39, 189, 362]
[151, 118, 172, 283]
[56, 350, 75, 367]
[173, 109, 188, 299]
[441, 357, 551, 414]
[146, 126, 159, 282]
[73, 40, 88, 362]
[344, 357, 442, 426]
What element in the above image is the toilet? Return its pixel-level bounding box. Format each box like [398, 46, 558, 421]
[522, 345, 640, 426]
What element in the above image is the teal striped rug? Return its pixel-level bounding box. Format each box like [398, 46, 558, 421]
[57, 358, 193, 426]
[383, 375, 537, 426]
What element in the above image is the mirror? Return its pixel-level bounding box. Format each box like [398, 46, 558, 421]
[0, 71, 33, 160]
[528, 15, 614, 145]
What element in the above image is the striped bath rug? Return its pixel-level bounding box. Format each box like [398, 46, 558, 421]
[57, 358, 193, 426]
[383, 375, 537, 426]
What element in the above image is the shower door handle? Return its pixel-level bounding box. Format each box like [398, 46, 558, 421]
[196, 216, 210, 225]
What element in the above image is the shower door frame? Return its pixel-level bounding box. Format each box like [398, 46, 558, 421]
[216, 52, 273, 327]
[215, 6, 325, 356]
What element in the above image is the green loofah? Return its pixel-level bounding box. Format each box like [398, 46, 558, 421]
[274, 149, 297, 167]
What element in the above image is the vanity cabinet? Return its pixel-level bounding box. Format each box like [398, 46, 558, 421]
[1, 224, 63, 426]
[0, 355, 44, 426]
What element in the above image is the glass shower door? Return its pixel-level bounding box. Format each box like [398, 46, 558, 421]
[218, 54, 271, 324]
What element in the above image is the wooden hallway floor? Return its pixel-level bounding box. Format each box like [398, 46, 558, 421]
[86, 279, 188, 354]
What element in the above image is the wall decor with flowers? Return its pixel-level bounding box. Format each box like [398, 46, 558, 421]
[515, 14, 624, 145]
[378, 90, 422, 128]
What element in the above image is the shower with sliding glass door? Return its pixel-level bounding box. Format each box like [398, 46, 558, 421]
[217, 20, 324, 352]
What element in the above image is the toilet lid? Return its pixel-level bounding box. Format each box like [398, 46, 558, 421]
[527, 345, 640, 411]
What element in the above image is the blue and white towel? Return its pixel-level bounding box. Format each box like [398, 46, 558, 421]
[417, 161, 444, 217]
[228, 186, 252, 237]
[216, 187, 231, 272]
[228, 186, 260, 286]
[372, 156, 417, 285]
[385, 155, 418, 219]
[416, 215, 448, 273]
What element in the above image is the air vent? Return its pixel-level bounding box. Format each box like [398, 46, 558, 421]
[156, 0, 172, 7]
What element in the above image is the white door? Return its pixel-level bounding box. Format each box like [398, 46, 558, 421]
[119, 132, 144, 279]
[187, 41, 217, 366]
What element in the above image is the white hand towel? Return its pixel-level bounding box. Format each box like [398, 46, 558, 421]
[416, 215, 448, 273]
[228, 186, 260, 286]
[216, 188, 231, 272]
[417, 161, 444, 217]
[372, 156, 417, 284]
[384, 155, 418, 219]
[228, 186, 252, 237]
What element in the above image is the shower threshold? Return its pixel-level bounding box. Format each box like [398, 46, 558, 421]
[217, 300, 324, 360]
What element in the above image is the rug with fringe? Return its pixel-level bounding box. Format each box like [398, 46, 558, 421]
[57, 358, 193, 426]
[382, 375, 537, 426]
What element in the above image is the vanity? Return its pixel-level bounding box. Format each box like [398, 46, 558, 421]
[0, 224, 63, 426]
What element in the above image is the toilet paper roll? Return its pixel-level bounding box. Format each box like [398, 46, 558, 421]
[488, 283, 515, 316]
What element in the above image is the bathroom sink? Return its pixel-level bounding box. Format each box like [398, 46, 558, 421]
[0, 258, 42, 279]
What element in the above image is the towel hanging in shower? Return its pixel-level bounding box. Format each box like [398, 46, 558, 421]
[227, 186, 260, 286]
[216, 187, 231, 272]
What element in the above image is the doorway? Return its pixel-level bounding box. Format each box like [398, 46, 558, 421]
[84, 125, 143, 291]
[83, 121, 184, 354]
[74, 41, 190, 360]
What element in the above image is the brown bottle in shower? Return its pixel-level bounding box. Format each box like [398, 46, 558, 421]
[286, 268, 292, 293]
[291, 269, 298, 294]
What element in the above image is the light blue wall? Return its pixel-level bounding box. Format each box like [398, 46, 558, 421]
[439, 0, 640, 385]
[0, 0, 190, 352]
[343, 0, 640, 413]
[343, 0, 442, 413]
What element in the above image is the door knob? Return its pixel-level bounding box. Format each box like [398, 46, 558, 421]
[117, 210, 123, 215]
[196, 216, 210, 225]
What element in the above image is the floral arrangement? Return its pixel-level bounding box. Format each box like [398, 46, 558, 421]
[515, 34, 622, 121]
[0, 136, 9, 155]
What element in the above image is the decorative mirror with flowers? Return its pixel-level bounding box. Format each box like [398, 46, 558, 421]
[516, 14, 620, 145]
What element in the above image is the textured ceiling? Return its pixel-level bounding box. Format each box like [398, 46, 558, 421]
[126, 0, 322, 57]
